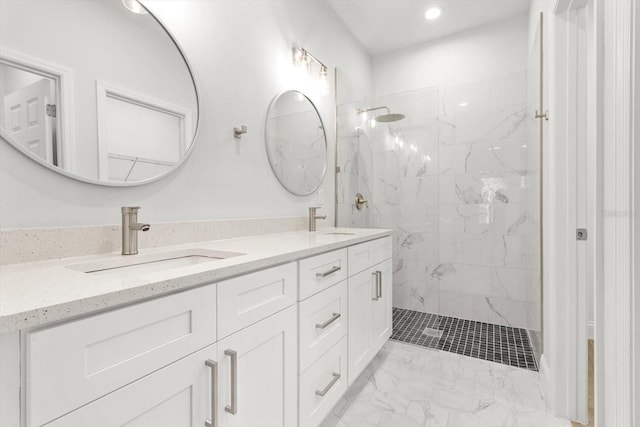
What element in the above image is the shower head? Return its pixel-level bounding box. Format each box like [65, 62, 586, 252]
[374, 113, 405, 123]
[357, 106, 405, 123]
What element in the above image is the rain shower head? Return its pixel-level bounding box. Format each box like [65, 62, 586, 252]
[375, 113, 405, 123]
[357, 106, 405, 123]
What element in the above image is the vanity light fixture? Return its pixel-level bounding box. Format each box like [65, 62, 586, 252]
[425, 6, 442, 20]
[292, 45, 329, 83]
[122, 0, 148, 14]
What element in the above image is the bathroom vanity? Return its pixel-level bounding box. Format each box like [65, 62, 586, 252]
[0, 228, 392, 427]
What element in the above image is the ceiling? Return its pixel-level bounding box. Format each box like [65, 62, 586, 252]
[327, 0, 532, 56]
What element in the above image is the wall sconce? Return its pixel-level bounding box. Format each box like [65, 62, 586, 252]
[292, 45, 329, 95]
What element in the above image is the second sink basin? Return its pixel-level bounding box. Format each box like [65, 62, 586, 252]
[68, 248, 245, 278]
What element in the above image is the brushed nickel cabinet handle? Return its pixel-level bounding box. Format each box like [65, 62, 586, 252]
[315, 373, 341, 397]
[224, 349, 238, 415]
[377, 271, 383, 299]
[315, 313, 341, 329]
[372, 271, 380, 301]
[316, 265, 341, 278]
[205, 359, 218, 427]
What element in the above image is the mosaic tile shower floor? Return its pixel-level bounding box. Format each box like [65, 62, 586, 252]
[390, 308, 539, 371]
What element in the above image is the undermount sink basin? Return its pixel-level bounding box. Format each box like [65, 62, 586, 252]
[67, 248, 245, 278]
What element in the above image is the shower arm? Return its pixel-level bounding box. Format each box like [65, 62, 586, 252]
[357, 106, 390, 115]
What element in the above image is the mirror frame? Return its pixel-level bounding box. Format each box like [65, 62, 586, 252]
[0, 1, 200, 187]
[264, 90, 328, 196]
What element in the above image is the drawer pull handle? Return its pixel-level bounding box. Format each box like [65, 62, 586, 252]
[316, 265, 341, 278]
[205, 359, 218, 427]
[224, 349, 238, 415]
[372, 271, 382, 300]
[315, 312, 341, 329]
[316, 372, 341, 397]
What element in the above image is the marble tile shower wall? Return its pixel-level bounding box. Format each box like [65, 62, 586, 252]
[337, 70, 540, 331]
[436, 70, 539, 331]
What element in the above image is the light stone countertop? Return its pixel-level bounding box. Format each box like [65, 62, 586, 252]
[0, 227, 392, 333]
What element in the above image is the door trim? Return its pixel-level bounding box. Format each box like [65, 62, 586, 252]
[0, 48, 76, 173]
[597, 0, 637, 425]
[95, 80, 193, 182]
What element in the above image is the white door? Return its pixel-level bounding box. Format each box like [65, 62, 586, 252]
[3, 78, 53, 162]
[371, 259, 392, 352]
[45, 343, 218, 427]
[217, 306, 298, 427]
[347, 267, 375, 385]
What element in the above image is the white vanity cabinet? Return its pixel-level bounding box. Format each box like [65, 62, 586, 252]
[1, 231, 393, 427]
[347, 238, 393, 385]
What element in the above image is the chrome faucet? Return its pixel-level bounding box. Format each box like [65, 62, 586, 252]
[308, 207, 326, 232]
[121, 206, 150, 255]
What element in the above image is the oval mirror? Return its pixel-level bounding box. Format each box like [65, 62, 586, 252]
[0, 0, 199, 186]
[265, 90, 327, 196]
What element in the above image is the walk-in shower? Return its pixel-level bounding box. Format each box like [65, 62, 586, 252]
[336, 71, 541, 370]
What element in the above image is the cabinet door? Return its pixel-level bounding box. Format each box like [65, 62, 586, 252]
[45, 344, 218, 427]
[347, 267, 375, 385]
[217, 305, 297, 427]
[347, 260, 393, 386]
[371, 259, 392, 352]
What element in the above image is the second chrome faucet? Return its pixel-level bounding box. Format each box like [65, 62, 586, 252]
[308, 207, 326, 231]
[122, 206, 150, 255]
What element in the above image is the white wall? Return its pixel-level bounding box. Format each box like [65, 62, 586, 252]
[373, 14, 529, 96]
[0, 0, 372, 229]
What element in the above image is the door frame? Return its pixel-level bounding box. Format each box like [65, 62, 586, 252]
[95, 80, 192, 182]
[597, 0, 638, 425]
[541, 0, 594, 423]
[0, 48, 76, 173]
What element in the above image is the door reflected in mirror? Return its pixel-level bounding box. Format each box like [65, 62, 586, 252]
[265, 90, 327, 196]
[0, 0, 199, 185]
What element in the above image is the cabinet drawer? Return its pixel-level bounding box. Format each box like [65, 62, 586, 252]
[348, 236, 392, 276]
[217, 262, 297, 339]
[298, 281, 348, 372]
[299, 249, 348, 300]
[45, 343, 218, 427]
[299, 337, 348, 427]
[26, 285, 216, 427]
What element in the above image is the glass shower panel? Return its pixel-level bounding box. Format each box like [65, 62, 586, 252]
[526, 13, 543, 357]
[336, 102, 374, 228]
[337, 88, 442, 337]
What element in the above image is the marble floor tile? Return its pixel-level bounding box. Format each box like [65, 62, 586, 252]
[321, 340, 570, 427]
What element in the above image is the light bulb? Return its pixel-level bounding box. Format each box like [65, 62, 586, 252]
[425, 7, 441, 20]
[122, 0, 148, 14]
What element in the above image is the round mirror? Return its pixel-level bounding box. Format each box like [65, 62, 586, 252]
[265, 90, 327, 196]
[0, 0, 199, 186]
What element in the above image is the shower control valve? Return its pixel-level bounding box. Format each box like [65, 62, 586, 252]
[355, 193, 368, 210]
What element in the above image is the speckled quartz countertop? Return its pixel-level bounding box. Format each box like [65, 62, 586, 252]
[0, 227, 392, 333]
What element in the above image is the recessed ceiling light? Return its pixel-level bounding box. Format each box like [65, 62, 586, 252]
[425, 7, 442, 20]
